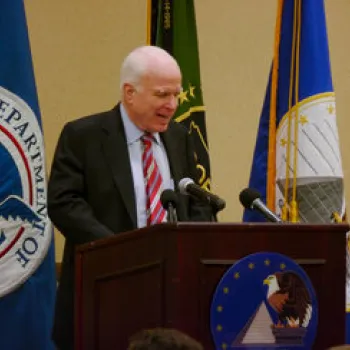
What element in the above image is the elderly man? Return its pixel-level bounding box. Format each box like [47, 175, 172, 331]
[48, 45, 211, 350]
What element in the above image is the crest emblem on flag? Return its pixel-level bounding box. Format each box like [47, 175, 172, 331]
[275, 94, 344, 222]
[0, 86, 52, 296]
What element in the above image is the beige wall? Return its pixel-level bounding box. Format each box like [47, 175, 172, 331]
[24, 0, 350, 262]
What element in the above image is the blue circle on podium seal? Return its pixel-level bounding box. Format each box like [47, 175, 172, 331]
[210, 252, 318, 350]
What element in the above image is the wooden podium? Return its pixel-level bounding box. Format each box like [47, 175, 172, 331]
[75, 222, 348, 349]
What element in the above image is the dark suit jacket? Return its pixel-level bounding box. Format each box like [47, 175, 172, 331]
[48, 104, 211, 349]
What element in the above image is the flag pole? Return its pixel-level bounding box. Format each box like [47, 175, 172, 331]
[146, 0, 152, 45]
[267, 0, 284, 210]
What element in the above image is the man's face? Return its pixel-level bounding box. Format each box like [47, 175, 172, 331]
[125, 67, 182, 133]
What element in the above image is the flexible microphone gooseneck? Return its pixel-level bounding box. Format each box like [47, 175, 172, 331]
[178, 178, 226, 212]
[239, 188, 282, 223]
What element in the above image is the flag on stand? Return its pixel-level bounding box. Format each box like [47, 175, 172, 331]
[244, 0, 344, 224]
[148, 0, 211, 190]
[243, 0, 348, 342]
[0, 1, 56, 349]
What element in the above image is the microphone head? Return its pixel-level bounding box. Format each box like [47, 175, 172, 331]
[160, 189, 178, 209]
[178, 177, 194, 195]
[239, 188, 261, 209]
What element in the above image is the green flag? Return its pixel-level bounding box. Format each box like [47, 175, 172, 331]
[149, 0, 211, 190]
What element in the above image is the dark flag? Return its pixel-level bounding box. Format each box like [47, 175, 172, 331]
[148, 0, 211, 190]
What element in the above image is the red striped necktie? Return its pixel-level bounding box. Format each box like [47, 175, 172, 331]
[141, 133, 166, 225]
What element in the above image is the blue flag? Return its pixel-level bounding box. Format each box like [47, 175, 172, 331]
[0, 1, 56, 349]
[244, 0, 344, 224]
[243, 0, 348, 342]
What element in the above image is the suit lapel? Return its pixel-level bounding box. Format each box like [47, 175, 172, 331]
[161, 124, 181, 186]
[101, 106, 137, 227]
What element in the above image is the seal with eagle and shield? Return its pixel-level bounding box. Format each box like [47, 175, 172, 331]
[211, 252, 317, 349]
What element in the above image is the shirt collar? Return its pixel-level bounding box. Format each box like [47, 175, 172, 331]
[120, 103, 161, 144]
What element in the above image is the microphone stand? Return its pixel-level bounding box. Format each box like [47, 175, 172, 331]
[167, 203, 178, 223]
[210, 204, 221, 222]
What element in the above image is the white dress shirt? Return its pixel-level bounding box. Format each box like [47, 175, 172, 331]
[120, 103, 173, 228]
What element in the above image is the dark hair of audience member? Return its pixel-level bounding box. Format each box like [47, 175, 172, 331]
[127, 328, 203, 350]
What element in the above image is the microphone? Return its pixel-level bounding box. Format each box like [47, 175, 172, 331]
[160, 189, 178, 223]
[239, 188, 282, 223]
[178, 178, 226, 212]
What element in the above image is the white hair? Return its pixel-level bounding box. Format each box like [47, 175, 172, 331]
[119, 46, 180, 92]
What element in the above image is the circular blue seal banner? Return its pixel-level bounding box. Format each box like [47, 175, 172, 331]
[210, 252, 318, 350]
[0, 87, 52, 297]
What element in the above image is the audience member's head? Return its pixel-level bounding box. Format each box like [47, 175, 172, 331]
[327, 346, 350, 350]
[127, 328, 203, 350]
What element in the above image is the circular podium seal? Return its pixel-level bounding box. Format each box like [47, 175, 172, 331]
[210, 252, 317, 349]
